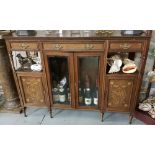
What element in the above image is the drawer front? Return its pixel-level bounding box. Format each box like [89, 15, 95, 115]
[10, 42, 39, 50]
[43, 43, 104, 51]
[109, 42, 142, 51]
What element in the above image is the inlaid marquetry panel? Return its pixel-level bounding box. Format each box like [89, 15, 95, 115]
[20, 76, 45, 106]
[107, 79, 134, 111]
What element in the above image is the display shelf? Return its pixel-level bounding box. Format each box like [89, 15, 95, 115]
[106, 70, 139, 76]
[16, 70, 43, 75]
[134, 108, 155, 125]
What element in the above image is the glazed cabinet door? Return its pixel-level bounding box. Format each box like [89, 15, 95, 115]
[17, 74, 48, 107]
[74, 52, 104, 110]
[105, 77, 136, 112]
[45, 52, 75, 108]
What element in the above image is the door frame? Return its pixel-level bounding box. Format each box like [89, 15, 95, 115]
[74, 52, 104, 110]
[44, 51, 75, 109]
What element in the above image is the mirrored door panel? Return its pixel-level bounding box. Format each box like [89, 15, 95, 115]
[48, 56, 71, 105]
[75, 54, 101, 108]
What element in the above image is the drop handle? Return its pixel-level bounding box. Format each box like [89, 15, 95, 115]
[119, 43, 131, 49]
[55, 44, 63, 50]
[20, 43, 30, 49]
[85, 44, 94, 50]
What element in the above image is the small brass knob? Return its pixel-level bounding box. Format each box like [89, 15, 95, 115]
[22, 79, 26, 82]
[110, 81, 114, 85]
[124, 104, 128, 107]
[26, 98, 30, 102]
[108, 102, 112, 106]
[40, 99, 44, 103]
[37, 79, 41, 82]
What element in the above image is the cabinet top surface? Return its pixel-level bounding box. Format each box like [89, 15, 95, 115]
[4, 30, 152, 41]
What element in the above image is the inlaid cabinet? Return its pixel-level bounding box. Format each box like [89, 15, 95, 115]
[4, 30, 152, 123]
[18, 75, 46, 107]
[105, 77, 135, 112]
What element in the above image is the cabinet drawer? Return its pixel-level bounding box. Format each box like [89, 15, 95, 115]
[10, 42, 39, 50]
[43, 43, 104, 51]
[109, 42, 142, 51]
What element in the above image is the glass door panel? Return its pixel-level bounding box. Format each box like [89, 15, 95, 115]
[48, 56, 71, 105]
[78, 56, 99, 107]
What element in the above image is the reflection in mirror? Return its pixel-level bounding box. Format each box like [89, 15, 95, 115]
[12, 51, 42, 71]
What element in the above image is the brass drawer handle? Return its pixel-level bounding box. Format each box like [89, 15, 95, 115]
[55, 44, 63, 50]
[119, 43, 131, 49]
[85, 44, 94, 50]
[20, 43, 30, 49]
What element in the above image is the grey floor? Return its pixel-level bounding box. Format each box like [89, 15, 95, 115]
[0, 108, 145, 125]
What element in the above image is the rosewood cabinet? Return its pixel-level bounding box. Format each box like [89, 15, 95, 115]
[4, 30, 152, 123]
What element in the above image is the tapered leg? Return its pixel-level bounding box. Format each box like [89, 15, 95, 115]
[50, 108, 53, 118]
[23, 107, 27, 117]
[101, 112, 104, 122]
[129, 114, 133, 124]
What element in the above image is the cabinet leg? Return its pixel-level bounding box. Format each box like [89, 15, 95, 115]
[129, 114, 133, 124]
[101, 112, 104, 122]
[50, 108, 53, 118]
[23, 107, 27, 117]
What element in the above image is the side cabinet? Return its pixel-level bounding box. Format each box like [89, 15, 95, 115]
[105, 77, 136, 112]
[4, 40, 51, 117]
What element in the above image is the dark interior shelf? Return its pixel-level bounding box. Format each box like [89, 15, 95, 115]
[134, 108, 155, 125]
